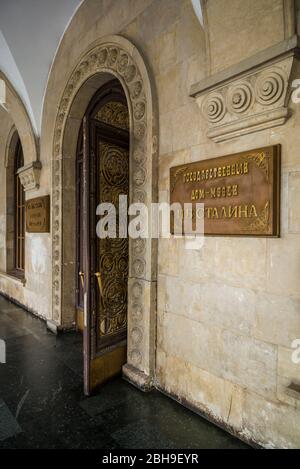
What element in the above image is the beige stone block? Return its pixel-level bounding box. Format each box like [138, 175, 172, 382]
[267, 236, 300, 296]
[156, 313, 167, 353]
[270, 124, 300, 169]
[159, 112, 173, 156]
[196, 282, 256, 337]
[159, 149, 190, 192]
[176, 0, 205, 63]
[253, 293, 300, 347]
[184, 361, 244, 430]
[157, 65, 181, 114]
[170, 280, 204, 321]
[158, 239, 170, 276]
[223, 129, 271, 156]
[287, 97, 300, 128]
[178, 237, 216, 283]
[133, 0, 182, 44]
[189, 142, 223, 163]
[156, 349, 244, 431]
[278, 345, 300, 380]
[189, 130, 271, 166]
[37, 161, 51, 193]
[127, 277, 156, 375]
[288, 172, 300, 233]
[24, 288, 51, 320]
[179, 55, 206, 108]
[214, 237, 267, 290]
[207, 0, 284, 74]
[155, 27, 178, 75]
[164, 276, 185, 317]
[27, 234, 51, 275]
[280, 170, 289, 235]
[160, 310, 276, 398]
[61, 117, 82, 163]
[0, 215, 5, 246]
[122, 18, 138, 40]
[171, 103, 202, 152]
[242, 390, 300, 448]
[156, 350, 191, 404]
[220, 329, 277, 399]
[167, 238, 182, 277]
[155, 347, 167, 381]
[0, 276, 25, 311]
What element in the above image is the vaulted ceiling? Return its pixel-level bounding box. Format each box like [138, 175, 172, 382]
[0, 0, 203, 135]
[0, 0, 83, 133]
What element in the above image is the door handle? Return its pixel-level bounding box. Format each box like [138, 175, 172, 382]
[79, 271, 84, 288]
[95, 272, 103, 296]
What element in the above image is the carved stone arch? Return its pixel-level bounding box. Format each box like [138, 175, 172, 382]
[0, 72, 41, 192]
[51, 35, 158, 389]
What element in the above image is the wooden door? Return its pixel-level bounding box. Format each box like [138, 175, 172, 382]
[81, 84, 129, 395]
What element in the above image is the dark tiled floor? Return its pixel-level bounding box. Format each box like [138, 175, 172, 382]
[0, 295, 250, 449]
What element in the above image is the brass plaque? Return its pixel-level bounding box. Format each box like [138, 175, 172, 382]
[170, 145, 280, 237]
[26, 195, 50, 233]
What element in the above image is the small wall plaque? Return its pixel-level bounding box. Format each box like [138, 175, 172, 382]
[26, 195, 50, 233]
[170, 145, 280, 237]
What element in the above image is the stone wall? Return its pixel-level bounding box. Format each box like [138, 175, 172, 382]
[2, 0, 298, 448]
[154, 0, 300, 448]
[205, 0, 286, 74]
[0, 80, 52, 320]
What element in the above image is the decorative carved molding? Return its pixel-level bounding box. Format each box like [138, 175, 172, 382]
[95, 101, 129, 130]
[190, 36, 300, 142]
[18, 161, 42, 192]
[51, 36, 157, 387]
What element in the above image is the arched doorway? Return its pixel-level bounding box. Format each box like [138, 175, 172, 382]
[52, 36, 158, 394]
[76, 80, 130, 391]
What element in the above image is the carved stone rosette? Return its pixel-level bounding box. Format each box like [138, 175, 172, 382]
[18, 161, 42, 192]
[51, 36, 157, 389]
[191, 38, 300, 142]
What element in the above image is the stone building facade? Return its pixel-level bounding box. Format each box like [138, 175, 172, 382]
[0, 0, 300, 448]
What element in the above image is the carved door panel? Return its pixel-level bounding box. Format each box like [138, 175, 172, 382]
[97, 140, 129, 347]
[82, 90, 129, 395]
